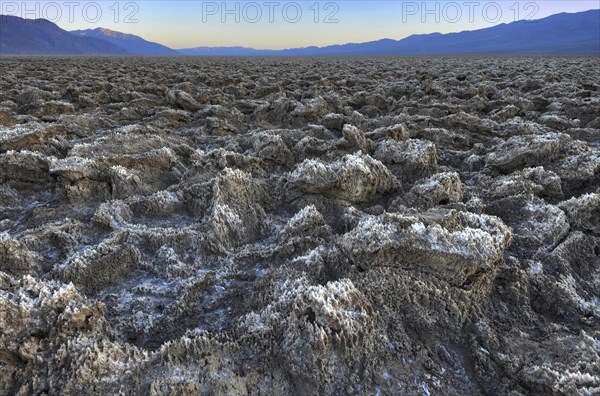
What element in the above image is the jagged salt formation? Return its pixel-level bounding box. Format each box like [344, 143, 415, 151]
[0, 56, 599, 395]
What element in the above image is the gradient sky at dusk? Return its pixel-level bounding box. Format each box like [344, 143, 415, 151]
[3, 1, 599, 49]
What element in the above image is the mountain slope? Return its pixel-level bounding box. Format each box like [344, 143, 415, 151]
[0, 15, 127, 55]
[180, 9, 600, 56]
[71, 28, 177, 55]
[2, 9, 598, 56]
[308, 9, 600, 55]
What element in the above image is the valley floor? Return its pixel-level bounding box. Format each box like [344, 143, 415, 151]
[0, 56, 599, 395]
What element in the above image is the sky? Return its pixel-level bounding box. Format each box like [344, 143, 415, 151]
[2, 1, 599, 49]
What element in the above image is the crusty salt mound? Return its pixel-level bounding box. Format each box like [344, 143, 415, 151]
[1, 56, 599, 395]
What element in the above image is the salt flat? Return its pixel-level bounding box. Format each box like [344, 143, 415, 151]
[1, 56, 599, 395]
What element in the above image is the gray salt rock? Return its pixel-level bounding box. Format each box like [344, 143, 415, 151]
[538, 114, 580, 130]
[372, 138, 437, 180]
[58, 232, 143, 294]
[290, 97, 329, 123]
[550, 140, 600, 192]
[485, 134, 563, 173]
[0, 233, 38, 276]
[339, 124, 368, 152]
[0, 150, 52, 187]
[477, 167, 563, 200]
[278, 205, 332, 242]
[0, 109, 17, 127]
[33, 100, 75, 121]
[205, 168, 271, 250]
[0, 124, 63, 152]
[365, 124, 408, 142]
[489, 105, 521, 122]
[287, 152, 398, 203]
[558, 193, 600, 235]
[321, 113, 346, 131]
[338, 210, 512, 285]
[15, 87, 56, 107]
[432, 112, 498, 135]
[416, 127, 469, 149]
[487, 195, 570, 252]
[405, 172, 464, 208]
[165, 89, 201, 111]
[251, 132, 293, 165]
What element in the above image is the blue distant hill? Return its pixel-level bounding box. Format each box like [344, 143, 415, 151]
[70, 28, 178, 55]
[0, 15, 126, 55]
[1, 9, 599, 56]
[180, 9, 600, 56]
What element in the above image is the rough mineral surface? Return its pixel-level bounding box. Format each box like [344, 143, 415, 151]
[1, 56, 599, 395]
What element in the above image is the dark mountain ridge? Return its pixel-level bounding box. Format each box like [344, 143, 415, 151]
[0, 15, 126, 55]
[180, 10, 600, 56]
[1, 10, 598, 56]
[71, 28, 178, 55]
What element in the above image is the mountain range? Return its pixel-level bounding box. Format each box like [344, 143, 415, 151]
[1, 10, 599, 56]
[0, 15, 126, 55]
[71, 28, 178, 55]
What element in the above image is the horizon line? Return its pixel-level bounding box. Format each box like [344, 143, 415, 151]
[2, 8, 598, 52]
